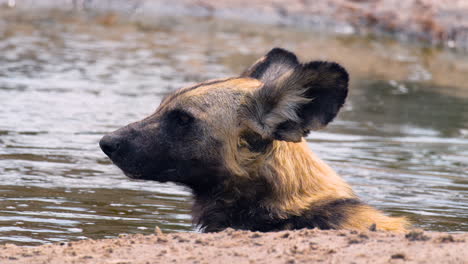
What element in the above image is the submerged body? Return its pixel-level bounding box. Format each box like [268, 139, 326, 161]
[100, 48, 409, 232]
[193, 140, 408, 232]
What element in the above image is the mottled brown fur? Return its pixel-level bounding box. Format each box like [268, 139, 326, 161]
[100, 48, 410, 233]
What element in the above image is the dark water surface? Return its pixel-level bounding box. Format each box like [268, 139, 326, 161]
[0, 13, 467, 245]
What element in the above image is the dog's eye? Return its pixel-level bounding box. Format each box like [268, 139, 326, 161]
[170, 110, 194, 127]
[177, 113, 191, 125]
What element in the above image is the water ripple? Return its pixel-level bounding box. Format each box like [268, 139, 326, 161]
[0, 14, 466, 245]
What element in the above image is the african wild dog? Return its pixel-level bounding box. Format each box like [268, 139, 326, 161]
[100, 48, 409, 232]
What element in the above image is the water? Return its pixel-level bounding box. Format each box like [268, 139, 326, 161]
[0, 12, 467, 246]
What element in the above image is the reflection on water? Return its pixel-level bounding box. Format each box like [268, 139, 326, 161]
[0, 12, 467, 245]
[0, 186, 191, 244]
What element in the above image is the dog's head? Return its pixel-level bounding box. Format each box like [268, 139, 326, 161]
[100, 48, 348, 192]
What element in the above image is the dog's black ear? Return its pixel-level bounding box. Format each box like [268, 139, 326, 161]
[240, 48, 349, 142]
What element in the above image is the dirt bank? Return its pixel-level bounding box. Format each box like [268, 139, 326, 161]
[0, 229, 466, 264]
[2, 1, 468, 100]
[3, 0, 468, 50]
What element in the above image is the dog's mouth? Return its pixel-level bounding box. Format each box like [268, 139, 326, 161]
[100, 138, 201, 184]
[117, 161, 179, 181]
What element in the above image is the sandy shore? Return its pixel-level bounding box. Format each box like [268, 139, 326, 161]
[0, 229, 466, 264]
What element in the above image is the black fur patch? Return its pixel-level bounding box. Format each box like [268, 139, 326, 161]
[294, 198, 361, 229]
[194, 197, 362, 232]
[239, 130, 272, 153]
[298, 61, 349, 131]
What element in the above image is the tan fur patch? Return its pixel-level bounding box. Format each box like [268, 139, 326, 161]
[340, 205, 410, 232]
[182, 78, 262, 98]
[224, 137, 355, 217]
[225, 137, 408, 231]
[260, 140, 356, 216]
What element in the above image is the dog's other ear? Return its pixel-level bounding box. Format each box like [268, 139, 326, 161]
[241, 48, 299, 84]
[240, 48, 349, 142]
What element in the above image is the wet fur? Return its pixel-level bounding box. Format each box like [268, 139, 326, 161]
[194, 139, 408, 232]
[100, 48, 410, 233]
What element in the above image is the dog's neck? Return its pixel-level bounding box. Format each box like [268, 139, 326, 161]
[257, 140, 356, 216]
[191, 139, 356, 231]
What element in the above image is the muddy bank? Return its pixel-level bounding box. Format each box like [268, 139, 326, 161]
[0, 229, 466, 264]
[2, 6, 468, 100]
[2, 0, 468, 51]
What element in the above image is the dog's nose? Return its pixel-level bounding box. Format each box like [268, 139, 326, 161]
[99, 135, 121, 157]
